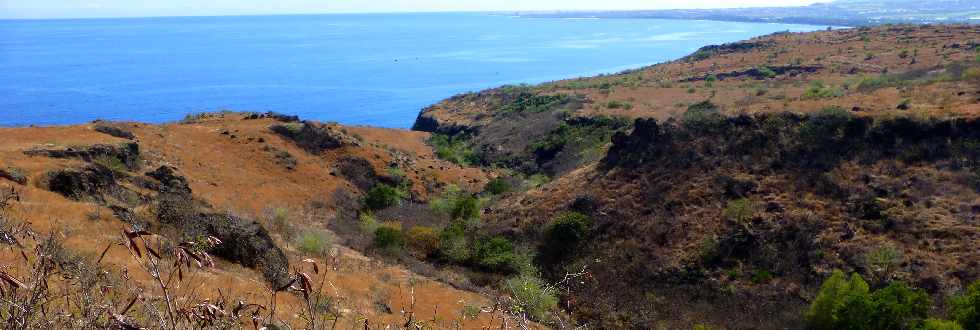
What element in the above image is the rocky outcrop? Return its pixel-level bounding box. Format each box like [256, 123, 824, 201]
[0, 167, 27, 185]
[270, 121, 360, 154]
[25, 143, 141, 170]
[92, 122, 136, 140]
[156, 193, 290, 287]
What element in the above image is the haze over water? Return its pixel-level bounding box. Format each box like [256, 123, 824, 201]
[0, 13, 823, 127]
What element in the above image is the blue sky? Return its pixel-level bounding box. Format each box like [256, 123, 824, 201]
[0, 0, 821, 19]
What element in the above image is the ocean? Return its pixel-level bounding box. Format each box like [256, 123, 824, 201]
[0, 13, 823, 128]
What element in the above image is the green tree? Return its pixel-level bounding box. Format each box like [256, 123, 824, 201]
[364, 184, 404, 210]
[950, 281, 980, 330]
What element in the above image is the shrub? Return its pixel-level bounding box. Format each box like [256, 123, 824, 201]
[430, 185, 484, 221]
[296, 231, 331, 256]
[268, 207, 297, 241]
[806, 270, 931, 330]
[605, 100, 633, 110]
[505, 274, 558, 322]
[429, 134, 478, 166]
[363, 184, 404, 211]
[751, 269, 773, 284]
[93, 155, 128, 174]
[950, 281, 980, 330]
[802, 81, 842, 100]
[540, 212, 591, 263]
[723, 198, 755, 223]
[473, 237, 516, 272]
[758, 66, 777, 78]
[358, 212, 380, 234]
[921, 319, 964, 330]
[500, 93, 570, 113]
[438, 222, 470, 263]
[682, 101, 724, 131]
[484, 177, 511, 195]
[373, 226, 404, 250]
[899, 49, 910, 59]
[405, 226, 440, 257]
[964, 67, 980, 83]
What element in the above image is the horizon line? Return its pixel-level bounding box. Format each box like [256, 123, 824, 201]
[0, 4, 829, 21]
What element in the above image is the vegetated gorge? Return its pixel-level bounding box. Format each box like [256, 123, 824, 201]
[1, 24, 979, 329]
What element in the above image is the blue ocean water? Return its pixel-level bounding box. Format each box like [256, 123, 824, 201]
[0, 13, 823, 128]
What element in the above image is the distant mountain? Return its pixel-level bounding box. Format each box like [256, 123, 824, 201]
[519, 0, 980, 26]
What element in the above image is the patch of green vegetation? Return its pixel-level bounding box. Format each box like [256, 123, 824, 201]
[473, 237, 517, 272]
[504, 274, 558, 322]
[484, 177, 511, 195]
[363, 183, 406, 211]
[93, 155, 128, 174]
[430, 185, 485, 221]
[540, 212, 592, 264]
[806, 270, 932, 330]
[373, 226, 404, 250]
[405, 226, 439, 257]
[268, 207, 297, 241]
[438, 221, 471, 263]
[358, 213, 380, 234]
[526, 174, 551, 189]
[802, 81, 843, 100]
[682, 100, 725, 131]
[429, 134, 478, 166]
[296, 231, 331, 256]
[758, 66, 777, 78]
[751, 269, 773, 284]
[949, 280, 980, 330]
[604, 100, 633, 110]
[723, 198, 755, 223]
[529, 117, 630, 162]
[500, 93, 571, 113]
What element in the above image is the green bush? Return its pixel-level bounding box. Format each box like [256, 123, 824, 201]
[802, 81, 843, 100]
[429, 134, 478, 166]
[723, 198, 755, 223]
[540, 212, 592, 262]
[431, 185, 484, 221]
[296, 231, 331, 256]
[921, 319, 964, 330]
[950, 281, 980, 330]
[268, 207, 297, 241]
[500, 93, 570, 113]
[473, 237, 516, 272]
[363, 184, 404, 211]
[605, 100, 633, 110]
[373, 226, 404, 249]
[505, 274, 558, 322]
[484, 177, 511, 195]
[682, 101, 724, 131]
[806, 270, 931, 330]
[405, 226, 440, 257]
[358, 213, 380, 234]
[438, 222, 470, 263]
[758, 66, 777, 78]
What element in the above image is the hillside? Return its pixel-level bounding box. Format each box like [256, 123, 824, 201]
[413, 24, 980, 328]
[1, 24, 979, 329]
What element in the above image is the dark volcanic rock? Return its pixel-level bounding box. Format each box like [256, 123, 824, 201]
[145, 166, 192, 195]
[45, 166, 119, 201]
[0, 167, 27, 185]
[93, 122, 136, 140]
[25, 143, 141, 170]
[156, 193, 290, 287]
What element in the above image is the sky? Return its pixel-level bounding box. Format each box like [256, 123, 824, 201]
[0, 0, 823, 19]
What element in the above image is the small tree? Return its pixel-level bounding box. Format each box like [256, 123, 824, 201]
[505, 274, 558, 322]
[364, 184, 403, 210]
[950, 281, 980, 330]
[540, 212, 592, 265]
[373, 226, 403, 250]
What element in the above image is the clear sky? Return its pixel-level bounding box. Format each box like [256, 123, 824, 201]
[0, 0, 823, 19]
